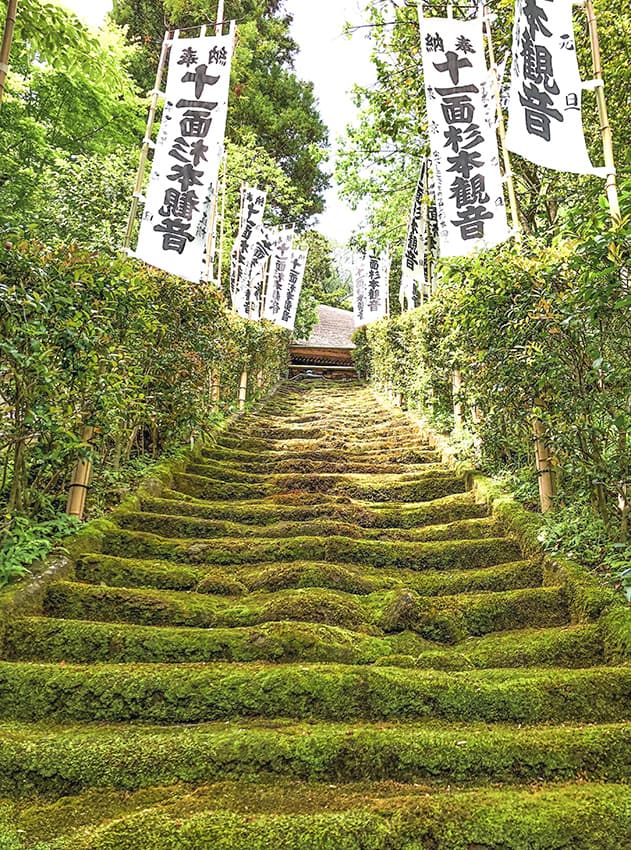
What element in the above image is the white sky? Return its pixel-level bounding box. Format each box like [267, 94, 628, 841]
[57, 0, 375, 243]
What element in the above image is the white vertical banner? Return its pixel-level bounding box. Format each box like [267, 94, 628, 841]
[136, 33, 234, 282]
[352, 254, 368, 328]
[263, 227, 294, 322]
[506, 0, 597, 174]
[277, 250, 308, 331]
[367, 250, 390, 323]
[234, 227, 275, 320]
[400, 160, 428, 310]
[230, 187, 267, 297]
[419, 15, 509, 257]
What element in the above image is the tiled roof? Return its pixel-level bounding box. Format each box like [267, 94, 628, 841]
[294, 305, 356, 349]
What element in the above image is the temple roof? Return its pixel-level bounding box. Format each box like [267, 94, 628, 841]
[294, 305, 355, 350]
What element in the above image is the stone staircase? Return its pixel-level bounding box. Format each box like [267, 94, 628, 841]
[0, 381, 629, 848]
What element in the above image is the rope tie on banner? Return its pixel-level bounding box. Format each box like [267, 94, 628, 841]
[147, 89, 166, 99]
[582, 79, 605, 90]
[142, 138, 156, 149]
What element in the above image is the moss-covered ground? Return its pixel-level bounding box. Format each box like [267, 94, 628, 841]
[0, 380, 629, 848]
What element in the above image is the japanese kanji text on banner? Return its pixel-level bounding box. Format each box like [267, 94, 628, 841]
[276, 250, 308, 331]
[419, 15, 510, 258]
[506, 0, 596, 174]
[353, 251, 389, 327]
[400, 160, 428, 311]
[135, 34, 234, 283]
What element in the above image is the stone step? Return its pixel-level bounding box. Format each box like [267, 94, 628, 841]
[0, 721, 628, 796]
[0, 663, 629, 724]
[98, 529, 523, 572]
[140, 491, 489, 527]
[3, 780, 628, 850]
[115, 510, 502, 544]
[170, 467, 465, 503]
[42, 581, 569, 641]
[3, 617, 603, 668]
[75, 553, 541, 597]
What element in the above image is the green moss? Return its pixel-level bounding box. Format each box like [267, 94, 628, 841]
[0, 720, 629, 796]
[0, 662, 628, 724]
[5, 781, 631, 850]
[42, 579, 567, 641]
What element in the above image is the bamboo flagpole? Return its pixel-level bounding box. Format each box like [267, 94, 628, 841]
[483, 4, 522, 241]
[585, 0, 621, 225]
[66, 427, 95, 520]
[124, 29, 174, 250]
[0, 0, 18, 108]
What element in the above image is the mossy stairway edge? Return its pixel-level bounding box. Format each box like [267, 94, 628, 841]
[1, 379, 630, 850]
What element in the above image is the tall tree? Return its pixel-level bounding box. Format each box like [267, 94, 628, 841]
[111, 0, 330, 223]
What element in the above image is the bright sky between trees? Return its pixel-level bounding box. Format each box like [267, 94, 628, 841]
[57, 0, 374, 243]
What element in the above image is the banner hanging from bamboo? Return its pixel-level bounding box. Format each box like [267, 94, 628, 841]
[418, 15, 509, 257]
[230, 186, 267, 296]
[276, 249, 308, 331]
[505, 0, 596, 174]
[263, 227, 294, 322]
[233, 226, 276, 320]
[135, 33, 234, 282]
[400, 159, 428, 311]
[353, 251, 389, 327]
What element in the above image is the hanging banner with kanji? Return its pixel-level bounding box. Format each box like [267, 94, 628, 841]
[230, 187, 267, 296]
[263, 227, 294, 323]
[135, 33, 234, 283]
[233, 226, 276, 320]
[276, 249, 308, 331]
[354, 251, 389, 326]
[352, 254, 368, 328]
[400, 159, 428, 311]
[506, 0, 596, 174]
[418, 15, 509, 257]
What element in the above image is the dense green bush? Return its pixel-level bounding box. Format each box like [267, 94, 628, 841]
[354, 198, 631, 550]
[0, 241, 288, 582]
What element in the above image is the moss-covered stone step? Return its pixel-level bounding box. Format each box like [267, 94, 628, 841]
[202, 445, 441, 467]
[216, 433, 431, 455]
[75, 553, 541, 598]
[3, 616, 602, 668]
[190, 456, 438, 476]
[0, 720, 628, 797]
[1, 662, 627, 724]
[3, 780, 629, 850]
[100, 529, 522, 572]
[170, 468, 465, 503]
[114, 510, 502, 544]
[140, 491, 489, 528]
[42, 581, 568, 640]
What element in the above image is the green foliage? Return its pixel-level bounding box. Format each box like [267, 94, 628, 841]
[0, 514, 78, 588]
[354, 196, 631, 546]
[111, 0, 330, 222]
[296, 231, 352, 311]
[0, 240, 288, 535]
[0, 11, 143, 233]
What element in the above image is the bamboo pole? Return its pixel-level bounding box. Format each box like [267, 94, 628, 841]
[210, 369, 221, 405]
[66, 427, 95, 520]
[217, 151, 228, 288]
[0, 0, 18, 108]
[238, 370, 248, 411]
[452, 369, 465, 431]
[124, 30, 174, 250]
[483, 5, 522, 240]
[585, 0, 621, 224]
[533, 412, 556, 513]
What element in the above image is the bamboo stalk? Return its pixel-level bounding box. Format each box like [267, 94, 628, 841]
[483, 5, 522, 240]
[585, 0, 621, 224]
[452, 369, 465, 431]
[533, 413, 556, 513]
[0, 0, 18, 108]
[238, 370, 248, 411]
[66, 427, 95, 520]
[123, 30, 174, 250]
